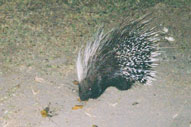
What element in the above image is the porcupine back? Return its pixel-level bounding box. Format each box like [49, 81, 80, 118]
[76, 15, 161, 100]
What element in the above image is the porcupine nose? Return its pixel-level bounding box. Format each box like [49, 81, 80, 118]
[79, 94, 89, 101]
[79, 86, 89, 101]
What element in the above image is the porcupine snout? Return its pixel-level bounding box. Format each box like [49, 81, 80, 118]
[78, 79, 91, 101]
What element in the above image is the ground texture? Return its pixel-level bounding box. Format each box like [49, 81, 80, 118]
[0, 1, 191, 127]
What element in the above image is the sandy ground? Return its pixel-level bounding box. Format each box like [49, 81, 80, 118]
[1, 48, 191, 127]
[0, 2, 191, 127]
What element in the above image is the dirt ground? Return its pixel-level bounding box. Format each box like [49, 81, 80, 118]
[0, 1, 191, 127]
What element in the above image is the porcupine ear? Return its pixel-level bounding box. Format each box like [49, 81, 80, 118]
[76, 26, 106, 82]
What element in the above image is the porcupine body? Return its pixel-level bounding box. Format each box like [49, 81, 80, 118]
[76, 16, 160, 101]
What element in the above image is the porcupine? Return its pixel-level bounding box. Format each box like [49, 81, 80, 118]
[76, 15, 161, 101]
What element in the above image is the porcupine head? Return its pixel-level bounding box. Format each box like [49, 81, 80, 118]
[76, 16, 161, 101]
